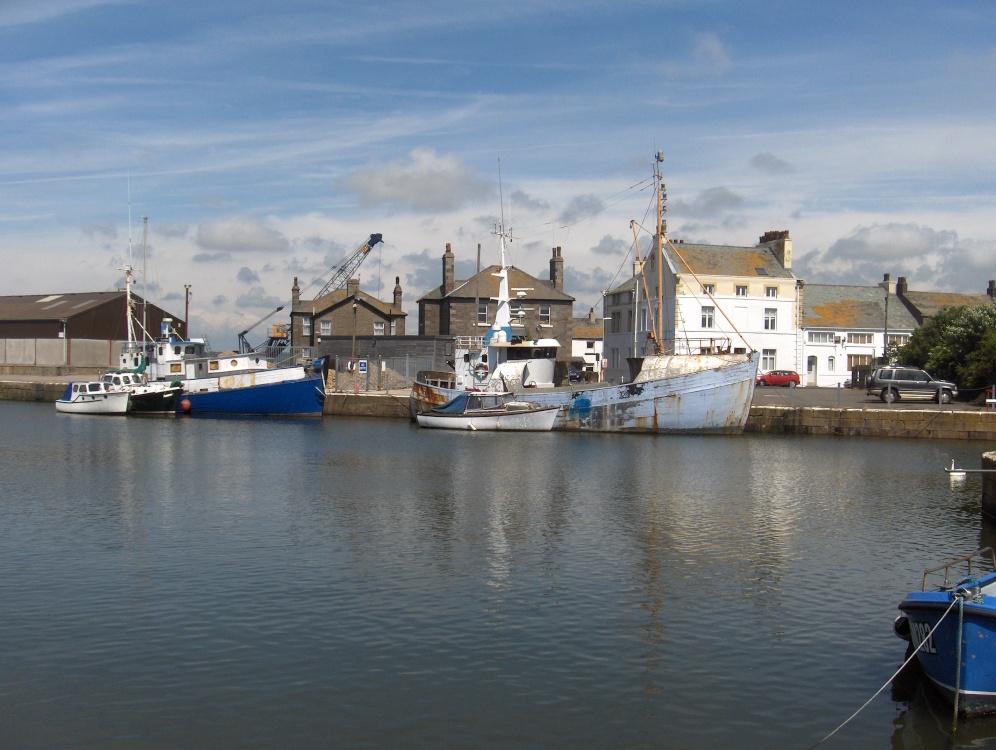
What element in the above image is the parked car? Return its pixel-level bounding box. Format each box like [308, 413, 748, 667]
[756, 370, 801, 387]
[568, 365, 582, 383]
[865, 367, 958, 404]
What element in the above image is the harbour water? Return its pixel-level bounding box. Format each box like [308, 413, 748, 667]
[2, 400, 995, 749]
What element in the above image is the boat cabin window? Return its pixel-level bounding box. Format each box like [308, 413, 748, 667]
[72, 384, 80, 393]
[507, 347, 556, 361]
[174, 346, 181, 355]
[88, 383, 103, 392]
[185, 346, 197, 355]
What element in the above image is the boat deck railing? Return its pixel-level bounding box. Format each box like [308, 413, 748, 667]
[455, 336, 485, 351]
[921, 548, 996, 591]
[668, 337, 736, 355]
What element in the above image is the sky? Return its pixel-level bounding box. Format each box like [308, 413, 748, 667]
[1, 0, 994, 348]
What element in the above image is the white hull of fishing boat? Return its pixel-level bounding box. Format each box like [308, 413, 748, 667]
[413, 351, 757, 433]
[525, 352, 757, 432]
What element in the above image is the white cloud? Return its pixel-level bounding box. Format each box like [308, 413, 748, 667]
[590, 234, 627, 256]
[794, 222, 996, 293]
[337, 148, 494, 212]
[692, 32, 731, 76]
[671, 187, 745, 220]
[749, 153, 794, 174]
[197, 217, 287, 254]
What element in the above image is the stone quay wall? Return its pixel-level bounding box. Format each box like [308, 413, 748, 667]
[747, 405, 996, 441]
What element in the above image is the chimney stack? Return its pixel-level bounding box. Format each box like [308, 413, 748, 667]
[442, 243, 455, 295]
[346, 278, 360, 297]
[549, 246, 564, 291]
[393, 276, 403, 310]
[759, 230, 792, 270]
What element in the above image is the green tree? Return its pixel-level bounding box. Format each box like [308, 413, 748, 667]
[899, 303, 996, 394]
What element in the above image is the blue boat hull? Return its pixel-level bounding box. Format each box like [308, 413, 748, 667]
[899, 592, 996, 716]
[178, 375, 326, 417]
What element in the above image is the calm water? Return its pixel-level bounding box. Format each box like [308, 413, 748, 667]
[2, 401, 995, 749]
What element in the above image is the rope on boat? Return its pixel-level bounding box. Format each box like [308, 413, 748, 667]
[808, 596, 961, 749]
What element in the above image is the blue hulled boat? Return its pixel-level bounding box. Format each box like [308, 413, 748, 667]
[133, 319, 327, 417]
[896, 548, 996, 716]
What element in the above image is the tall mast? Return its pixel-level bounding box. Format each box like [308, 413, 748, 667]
[655, 151, 666, 355]
[123, 264, 137, 346]
[488, 158, 513, 344]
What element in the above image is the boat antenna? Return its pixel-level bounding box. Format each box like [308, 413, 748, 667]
[498, 157, 506, 231]
[127, 176, 133, 267]
[141, 216, 149, 342]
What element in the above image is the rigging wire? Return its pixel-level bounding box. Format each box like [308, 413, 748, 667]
[808, 597, 961, 749]
[512, 176, 657, 242]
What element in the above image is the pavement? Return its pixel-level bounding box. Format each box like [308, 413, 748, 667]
[751, 384, 985, 411]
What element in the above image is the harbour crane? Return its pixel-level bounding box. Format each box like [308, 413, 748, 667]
[237, 233, 383, 354]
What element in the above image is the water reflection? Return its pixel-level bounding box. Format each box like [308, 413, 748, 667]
[4, 403, 996, 749]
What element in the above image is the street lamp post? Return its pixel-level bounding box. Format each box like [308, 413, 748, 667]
[351, 302, 358, 360]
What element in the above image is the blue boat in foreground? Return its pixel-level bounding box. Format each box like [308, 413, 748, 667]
[895, 548, 996, 716]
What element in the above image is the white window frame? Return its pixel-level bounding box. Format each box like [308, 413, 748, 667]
[302, 318, 312, 336]
[701, 305, 715, 329]
[761, 349, 776, 370]
[319, 320, 331, 336]
[735, 285, 747, 297]
[373, 321, 385, 336]
[765, 286, 778, 298]
[764, 308, 777, 331]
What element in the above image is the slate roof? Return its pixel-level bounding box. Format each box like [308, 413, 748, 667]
[418, 265, 574, 303]
[901, 289, 992, 322]
[570, 316, 603, 340]
[664, 240, 795, 279]
[605, 277, 638, 296]
[802, 284, 918, 331]
[300, 288, 405, 317]
[0, 292, 128, 321]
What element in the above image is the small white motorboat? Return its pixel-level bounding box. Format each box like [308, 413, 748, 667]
[416, 391, 560, 431]
[55, 381, 131, 414]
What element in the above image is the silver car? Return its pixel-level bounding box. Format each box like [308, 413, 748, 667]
[866, 367, 958, 404]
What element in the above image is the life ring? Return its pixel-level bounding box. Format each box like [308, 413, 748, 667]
[347, 359, 356, 373]
[474, 363, 489, 379]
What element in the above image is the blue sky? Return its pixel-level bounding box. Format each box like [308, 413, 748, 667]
[2, 0, 994, 347]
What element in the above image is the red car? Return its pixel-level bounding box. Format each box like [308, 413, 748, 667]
[756, 370, 800, 387]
